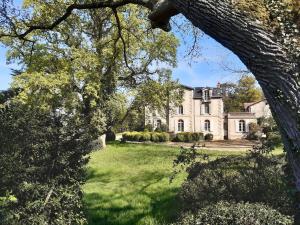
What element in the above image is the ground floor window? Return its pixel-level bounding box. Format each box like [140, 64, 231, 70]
[178, 119, 184, 132]
[239, 120, 246, 132]
[204, 120, 210, 131]
[157, 120, 161, 128]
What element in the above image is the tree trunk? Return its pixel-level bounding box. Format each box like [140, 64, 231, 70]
[166, 89, 170, 132]
[168, 0, 300, 219]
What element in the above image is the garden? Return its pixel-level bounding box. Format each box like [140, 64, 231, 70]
[83, 142, 292, 225]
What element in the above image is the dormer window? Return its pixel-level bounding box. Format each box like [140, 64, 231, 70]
[204, 90, 210, 100]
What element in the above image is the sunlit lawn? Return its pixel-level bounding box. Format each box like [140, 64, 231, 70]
[82, 142, 247, 225]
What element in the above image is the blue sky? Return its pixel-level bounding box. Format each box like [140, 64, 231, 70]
[0, 1, 248, 90]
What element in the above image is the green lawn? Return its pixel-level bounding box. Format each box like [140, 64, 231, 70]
[83, 142, 245, 225]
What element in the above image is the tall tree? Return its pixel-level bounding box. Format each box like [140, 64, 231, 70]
[0, 2, 179, 224]
[126, 69, 184, 131]
[222, 75, 263, 112]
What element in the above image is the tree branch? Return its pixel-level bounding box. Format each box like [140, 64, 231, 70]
[1, 0, 155, 40]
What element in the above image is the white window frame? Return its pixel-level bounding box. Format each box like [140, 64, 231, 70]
[178, 120, 184, 132]
[178, 105, 184, 115]
[204, 120, 211, 132]
[239, 120, 246, 132]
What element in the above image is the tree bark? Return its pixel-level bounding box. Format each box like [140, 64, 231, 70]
[156, 0, 300, 220]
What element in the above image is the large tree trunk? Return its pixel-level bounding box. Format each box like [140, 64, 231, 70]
[152, 0, 300, 219]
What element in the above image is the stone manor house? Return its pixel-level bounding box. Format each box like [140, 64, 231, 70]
[146, 84, 271, 140]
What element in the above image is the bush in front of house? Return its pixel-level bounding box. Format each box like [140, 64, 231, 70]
[154, 124, 168, 132]
[140, 132, 151, 142]
[144, 124, 154, 132]
[204, 133, 213, 141]
[122, 132, 169, 143]
[172, 201, 293, 225]
[173, 132, 204, 142]
[158, 132, 170, 142]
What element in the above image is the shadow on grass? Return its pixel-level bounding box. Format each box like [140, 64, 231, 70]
[84, 168, 181, 225]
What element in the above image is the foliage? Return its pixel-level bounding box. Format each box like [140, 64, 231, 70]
[105, 131, 116, 142]
[83, 142, 247, 225]
[258, 116, 282, 146]
[179, 153, 293, 215]
[0, 102, 105, 225]
[122, 131, 170, 143]
[267, 132, 283, 147]
[173, 201, 293, 225]
[130, 70, 184, 132]
[144, 123, 154, 132]
[173, 132, 204, 143]
[247, 122, 261, 140]
[204, 133, 214, 141]
[221, 75, 263, 112]
[155, 123, 168, 132]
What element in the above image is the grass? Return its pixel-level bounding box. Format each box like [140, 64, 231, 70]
[83, 142, 246, 225]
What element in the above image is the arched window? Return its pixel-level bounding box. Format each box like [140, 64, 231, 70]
[178, 119, 184, 132]
[178, 105, 183, 115]
[239, 120, 246, 132]
[204, 120, 211, 132]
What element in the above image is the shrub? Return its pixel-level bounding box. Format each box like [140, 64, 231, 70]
[150, 132, 160, 142]
[122, 132, 169, 142]
[173, 201, 293, 225]
[173, 132, 204, 142]
[155, 124, 168, 132]
[140, 132, 151, 142]
[267, 132, 282, 147]
[247, 122, 261, 140]
[204, 133, 213, 141]
[191, 132, 204, 142]
[184, 132, 194, 143]
[134, 133, 142, 142]
[106, 131, 116, 141]
[179, 154, 293, 215]
[174, 133, 186, 142]
[144, 124, 154, 132]
[158, 132, 170, 142]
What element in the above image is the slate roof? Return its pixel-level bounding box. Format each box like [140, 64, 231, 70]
[244, 99, 267, 110]
[226, 112, 256, 119]
[193, 87, 223, 99]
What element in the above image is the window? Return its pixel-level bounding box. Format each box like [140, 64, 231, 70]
[178, 105, 183, 115]
[239, 120, 246, 132]
[178, 120, 184, 132]
[204, 120, 211, 132]
[157, 120, 161, 128]
[204, 103, 210, 114]
[204, 90, 210, 100]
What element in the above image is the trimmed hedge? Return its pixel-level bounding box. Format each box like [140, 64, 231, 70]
[173, 132, 204, 143]
[122, 132, 169, 143]
[173, 201, 293, 225]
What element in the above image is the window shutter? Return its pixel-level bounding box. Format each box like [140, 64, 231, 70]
[246, 121, 250, 132]
[235, 120, 239, 132]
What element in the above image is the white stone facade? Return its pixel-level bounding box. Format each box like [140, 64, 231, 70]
[146, 85, 269, 140]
